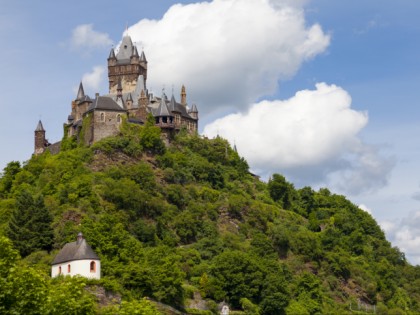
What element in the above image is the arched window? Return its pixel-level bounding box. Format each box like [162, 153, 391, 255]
[58, 266, 62, 274]
[90, 261, 96, 273]
[67, 264, 71, 273]
[101, 112, 105, 122]
[117, 114, 121, 123]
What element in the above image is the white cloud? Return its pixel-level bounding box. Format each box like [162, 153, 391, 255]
[70, 24, 113, 51]
[381, 211, 420, 265]
[359, 204, 372, 215]
[124, 0, 330, 115]
[81, 66, 105, 93]
[203, 83, 394, 193]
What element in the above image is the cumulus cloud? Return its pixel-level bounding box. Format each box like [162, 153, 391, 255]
[203, 83, 393, 193]
[81, 66, 105, 93]
[124, 0, 330, 114]
[380, 211, 420, 265]
[359, 204, 372, 215]
[70, 24, 113, 52]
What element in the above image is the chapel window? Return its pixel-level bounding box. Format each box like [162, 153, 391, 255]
[90, 261, 96, 273]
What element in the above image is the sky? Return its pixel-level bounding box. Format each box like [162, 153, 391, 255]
[0, 0, 420, 264]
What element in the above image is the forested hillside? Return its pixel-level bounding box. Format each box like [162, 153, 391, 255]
[1, 119, 419, 314]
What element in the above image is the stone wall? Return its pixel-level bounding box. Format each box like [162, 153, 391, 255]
[85, 111, 123, 145]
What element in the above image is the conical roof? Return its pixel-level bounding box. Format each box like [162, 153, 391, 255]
[190, 103, 198, 113]
[76, 82, 85, 100]
[108, 48, 116, 59]
[156, 94, 172, 117]
[116, 35, 134, 60]
[169, 94, 176, 112]
[132, 45, 139, 58]
[140, 50, 147, 63]
[35, 120, 45, 132]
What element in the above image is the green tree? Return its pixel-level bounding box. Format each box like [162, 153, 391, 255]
[210, 251, 264, 308]
[268, 174, 295, 209]
[0, 161, 21, 197]
[0, 236, 48, 315]
[7, 190, 53, 256]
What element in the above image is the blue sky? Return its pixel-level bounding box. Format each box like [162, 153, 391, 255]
[1, 0, 420, 264]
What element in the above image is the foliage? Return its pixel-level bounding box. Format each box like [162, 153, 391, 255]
[7, 190, 53, 256]
[0, 132, 419, 314]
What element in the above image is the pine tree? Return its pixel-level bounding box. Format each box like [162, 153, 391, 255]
[7, 190, 53, 257]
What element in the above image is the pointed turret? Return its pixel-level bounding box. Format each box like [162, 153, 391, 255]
[169, 94, 176, 112]
[140, 49, 148, 72]
[156, 93, 172, 117]
[76, 82, 85, 100]
[125, 93, 133, 111]
[34, 120, 47, 155]
[189, 103, 198, 120]
[140, 50, 147, 63]
[130, 45, 139, 64]
[180, 85, 187, 106]
[132, 45, 139, 58]
[35, 120, 45, 132]
[108, 48, 116, 59]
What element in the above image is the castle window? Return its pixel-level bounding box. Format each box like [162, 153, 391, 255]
[101, 113, 105, 122]
[67, 264, 71, 273]
[90, 261, 96, 273]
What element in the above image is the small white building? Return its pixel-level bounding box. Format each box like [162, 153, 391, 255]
[51, 232, 100, 279]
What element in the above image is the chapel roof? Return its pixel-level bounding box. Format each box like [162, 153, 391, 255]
[52, 233, 99, 265]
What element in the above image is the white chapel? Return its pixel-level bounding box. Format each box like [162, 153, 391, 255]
[51, 232, 100, 279]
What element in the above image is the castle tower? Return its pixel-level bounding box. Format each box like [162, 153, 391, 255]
[34, 120, 46, 155]
[181, 85, 187, 106]
[108, 34, 147, 94]
[189, 103, 199, 120]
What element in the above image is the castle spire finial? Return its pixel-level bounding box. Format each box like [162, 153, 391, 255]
[125, 23, 128, 36]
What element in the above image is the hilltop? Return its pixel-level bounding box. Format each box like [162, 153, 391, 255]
[0, 121, 419, 315]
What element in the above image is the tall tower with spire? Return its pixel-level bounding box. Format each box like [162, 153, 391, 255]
[34, 120, 48, 155]
[107, 33, 147, 94]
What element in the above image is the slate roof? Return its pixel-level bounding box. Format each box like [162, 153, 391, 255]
[52, 234, 99, 265]
[116, 35, 134, 60]
[35, 120, 45, 131]
[155, 94, 173, 117]
[108, 48, 116, 59]
[76, 82, 85, 100]
[140, 50, 147, 63]
[189, 103, 198, 113]
[87, 96, 126, 112]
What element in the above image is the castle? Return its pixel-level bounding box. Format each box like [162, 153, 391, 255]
[35, 32, 199, 155]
